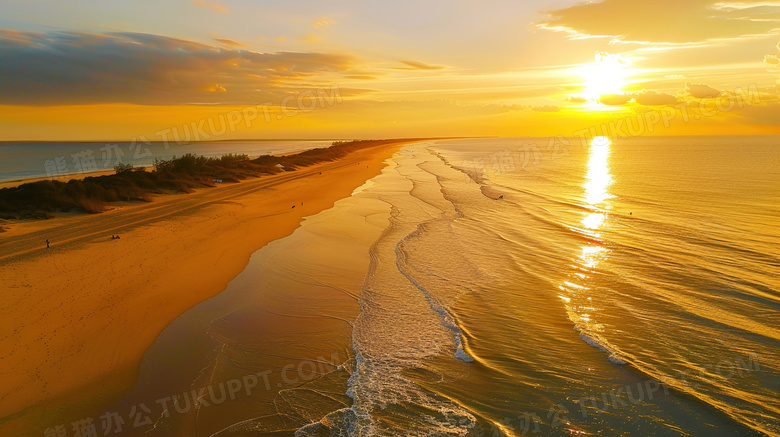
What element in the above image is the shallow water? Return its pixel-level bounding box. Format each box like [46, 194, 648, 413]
[110, 136, 779, 436]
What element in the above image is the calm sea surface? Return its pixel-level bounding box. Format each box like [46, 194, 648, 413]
[110, 136, 779, 436]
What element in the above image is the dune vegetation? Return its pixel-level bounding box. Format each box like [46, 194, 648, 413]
[0, 140, 404, 219]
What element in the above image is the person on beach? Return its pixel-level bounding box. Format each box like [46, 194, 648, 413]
[46, 239, 50, 249]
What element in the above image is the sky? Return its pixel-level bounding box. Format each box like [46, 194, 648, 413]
[0, 0, 779, 140]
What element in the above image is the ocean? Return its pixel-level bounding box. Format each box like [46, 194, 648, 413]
[107, 136, 779, 436]
[0, 140, 334, 182]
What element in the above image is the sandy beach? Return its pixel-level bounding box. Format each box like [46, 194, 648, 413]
[0, 140, 411, 435]
[3, 3, 780, 434]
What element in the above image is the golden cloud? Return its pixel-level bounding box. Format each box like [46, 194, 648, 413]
[686, 82, 722, 98]
[538, 0, 780, 44]
[213, 38, 248, 47]
[395, 60, 446, 70]
[192, 0, 228, 14]
[313, 17, 335, 29]
[635, 90, 678, 105]
[0, 30, 357, 105]
[599, 94, 633, 105]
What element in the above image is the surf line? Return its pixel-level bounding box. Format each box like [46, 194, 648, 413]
[394, 232, 474, 363]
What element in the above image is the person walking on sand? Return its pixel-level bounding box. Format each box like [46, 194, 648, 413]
[46, 239, 50, 249]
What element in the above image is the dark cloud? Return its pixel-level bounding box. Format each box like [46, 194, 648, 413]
[685, 82, 721, 98]
[635, 90, 678, 106]
[538, 0, 780, 44]
[0, 30, 356, 105]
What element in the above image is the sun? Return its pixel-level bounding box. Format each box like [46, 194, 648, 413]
[578, 52, 632, 101]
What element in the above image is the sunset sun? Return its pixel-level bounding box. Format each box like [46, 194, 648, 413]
[1, 1, 779, 436]
[579, 52, 632, 102]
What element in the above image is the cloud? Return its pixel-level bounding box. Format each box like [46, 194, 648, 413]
[568, 96, 588, 103]
[345, 75, 379, 80]
[396, 60, 445, 70]
[686, 82, 722, 98]
[0, 29, 44, 46]
[313, 17, 335, 29]
[635, 90, 678, 105]
[532, 105, 561, 112]
[192, 0, 228, 14]
[213, 38, 248, 47]
[729, 101, 780, 126]
[538, 0, 780, 44]
[765, 41, 780, 70]
[298, 34, 322, 43]
[599, 94, 633, 105]
[0, 30, 357, 105]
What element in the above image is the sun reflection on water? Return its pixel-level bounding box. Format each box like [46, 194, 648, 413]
[579, 245, 607, 270]
[582, 212, 605, 230]
[580, 136, 612, 265]
[583, 136, 614, 206]
[559, 136, 619, 359]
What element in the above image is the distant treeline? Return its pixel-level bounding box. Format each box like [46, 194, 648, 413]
[0, 139, 401, 219]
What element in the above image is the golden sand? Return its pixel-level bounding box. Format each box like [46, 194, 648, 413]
[0, 140, 410, 435]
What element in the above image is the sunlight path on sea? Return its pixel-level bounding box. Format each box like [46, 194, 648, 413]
[556, 137, 624, 366]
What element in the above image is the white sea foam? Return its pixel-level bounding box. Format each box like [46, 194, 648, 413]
[338, 144, 479, 436]
[579, 332, 627, 365]
[395, 241, 475, 363]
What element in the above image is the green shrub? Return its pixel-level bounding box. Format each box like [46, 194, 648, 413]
[114, 163, 135, 174]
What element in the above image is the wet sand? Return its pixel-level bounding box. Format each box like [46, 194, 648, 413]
[134, 156, 404, 436]
[0, 140, 411, 436]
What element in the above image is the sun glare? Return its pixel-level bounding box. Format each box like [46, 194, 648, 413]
[583, 136, 613, 205]
[578, 52, 631, 101]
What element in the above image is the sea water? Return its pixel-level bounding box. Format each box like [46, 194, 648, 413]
[112, 136, 779, 436]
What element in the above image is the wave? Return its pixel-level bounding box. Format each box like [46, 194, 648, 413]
[328, 145, 484, 436]
[576, 329, 627, 365]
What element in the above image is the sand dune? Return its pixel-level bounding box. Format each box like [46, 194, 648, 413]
[0, 140, 411, 435]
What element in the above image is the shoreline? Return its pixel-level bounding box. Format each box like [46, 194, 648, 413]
[0, 139, 414, 435]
